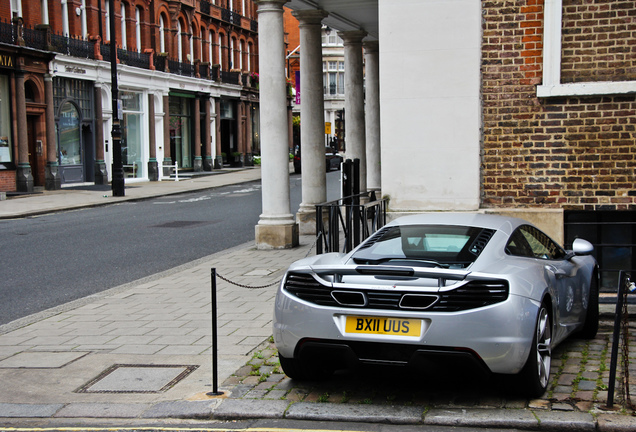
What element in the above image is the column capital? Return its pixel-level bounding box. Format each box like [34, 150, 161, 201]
[255, 0, 289, 13]
[338, 30, 367, 45]
[363, 40, 379, 53]
[292, 9, 328, 25]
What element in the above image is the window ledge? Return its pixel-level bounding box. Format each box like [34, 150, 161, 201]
[537, 81, 636, 98]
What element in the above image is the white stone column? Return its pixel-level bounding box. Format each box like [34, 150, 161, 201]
[255, 0, 299, 249]
[340, 30, 367, 193]
[364, 41, 381, 193]
[293, 9, 329, 235]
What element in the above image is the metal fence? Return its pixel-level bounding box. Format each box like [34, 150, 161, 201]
[315, 159, 387, 254]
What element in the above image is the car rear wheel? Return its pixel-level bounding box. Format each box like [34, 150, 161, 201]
[278, 353, 333, 381]
[578, 274, 599, 339]
[519, 303, 552, 398]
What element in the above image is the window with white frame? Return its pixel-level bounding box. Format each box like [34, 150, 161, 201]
[159, 15, 165, 53]
[135, 7, 142, 52]
[538, 0, 636, 97]
[10, 0, 22, 18]
[323, 60, 345, 95]
[121, 4, 127, 50]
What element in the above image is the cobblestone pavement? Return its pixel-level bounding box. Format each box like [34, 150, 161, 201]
[224, 320, 636, 416]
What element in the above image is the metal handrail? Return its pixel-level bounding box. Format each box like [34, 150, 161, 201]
[315, 192, 387, 254]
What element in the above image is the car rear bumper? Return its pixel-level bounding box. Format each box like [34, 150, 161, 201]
[273, 290, 540, 375]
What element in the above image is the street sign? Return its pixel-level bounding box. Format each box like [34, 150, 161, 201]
[325, 122, 331, 134]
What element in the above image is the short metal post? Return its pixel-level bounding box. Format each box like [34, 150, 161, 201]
[605, 270, 628, 409]
[175, 162, 179, 182]
[207, 268, 224, 396]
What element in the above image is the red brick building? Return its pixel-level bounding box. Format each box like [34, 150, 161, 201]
[0, 0, 260, 193]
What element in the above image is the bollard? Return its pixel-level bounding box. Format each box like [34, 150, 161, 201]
[207, 268, 224, 396]
[604, 270, 631, 409]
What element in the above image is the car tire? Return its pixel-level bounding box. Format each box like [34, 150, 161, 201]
[578, 273, 599, 339]
[518, 303, 552, 398]
[278, 353, 332, 381]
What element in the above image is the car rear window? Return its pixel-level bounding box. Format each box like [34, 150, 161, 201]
[351, 225, 495, 268]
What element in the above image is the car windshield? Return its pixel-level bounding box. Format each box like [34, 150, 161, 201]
[351, 224, 495, 268]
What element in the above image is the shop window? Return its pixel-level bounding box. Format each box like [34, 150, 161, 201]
[0, 75, 12, 166]
[58, 102, 81, 166]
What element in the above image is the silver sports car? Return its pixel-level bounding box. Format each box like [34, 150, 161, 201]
[273, 213, 599, 397]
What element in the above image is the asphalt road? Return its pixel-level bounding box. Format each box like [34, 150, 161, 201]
[0, 171, 342, 326]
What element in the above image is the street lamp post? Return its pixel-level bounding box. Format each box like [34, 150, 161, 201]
[110, 0, 125, 196]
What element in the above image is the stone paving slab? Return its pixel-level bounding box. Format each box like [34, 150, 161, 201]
[0, 403, 64, 418]
[285, 402, 423, 424]
[213, 399, 289, 420]
[54, 403, 151, 418]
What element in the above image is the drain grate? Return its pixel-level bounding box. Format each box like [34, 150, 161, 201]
[75, 364, 199, 394]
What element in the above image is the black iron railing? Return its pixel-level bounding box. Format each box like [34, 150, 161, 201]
[22, 25, 47, 50]
[315, 159, 387, 254]
[50, 33, 94, 58]
[0, 19, 14, 44]
[316, 193, 388, 254]
[117, 48, 150, 69]
[220, 70, 240, 85]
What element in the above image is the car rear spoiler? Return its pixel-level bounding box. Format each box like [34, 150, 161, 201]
[308, 265, 470, 288]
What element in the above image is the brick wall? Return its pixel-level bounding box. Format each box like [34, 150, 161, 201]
[481, 0, 636, 211]
[561, 0, 636, 83]
[0, 171, 16, 192]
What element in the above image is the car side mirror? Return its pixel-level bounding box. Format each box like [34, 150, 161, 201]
[571, 238, 594, 256]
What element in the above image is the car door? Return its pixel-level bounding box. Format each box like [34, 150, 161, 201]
[517, 226, 581, 338]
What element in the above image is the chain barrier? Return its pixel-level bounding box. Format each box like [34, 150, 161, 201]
[214, 233, 321, 290]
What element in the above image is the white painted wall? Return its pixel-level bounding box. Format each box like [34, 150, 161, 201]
[379, 0, 481, 211]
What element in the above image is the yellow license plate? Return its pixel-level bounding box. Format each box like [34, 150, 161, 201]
[345, 316, 421, 337]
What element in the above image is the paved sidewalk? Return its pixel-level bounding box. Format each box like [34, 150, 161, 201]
[0, 170, 635, 431]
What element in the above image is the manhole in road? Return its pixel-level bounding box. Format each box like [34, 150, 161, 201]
[76, 364, 199, 393]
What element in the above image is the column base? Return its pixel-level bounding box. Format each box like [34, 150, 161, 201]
[94, 161, 108, 185]
[194, 157, 203, 172]
[17, 164, 33, 192]
[148, 160, 159, 181]
[255, 222, 299, 250]
[203, 156, 213, 171]
[45, 163, 62, 190]
[214, 155, 223, 169]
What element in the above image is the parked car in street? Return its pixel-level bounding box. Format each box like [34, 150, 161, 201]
[293, 144, 343, 174]
[273, 213, 599, 397]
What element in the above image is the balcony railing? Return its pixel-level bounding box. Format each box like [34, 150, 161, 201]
[117, 48, 150, 70]
[51, 32, 94, 59]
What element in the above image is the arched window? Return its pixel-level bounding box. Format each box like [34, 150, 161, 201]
[240, 40, 246, 70]
[177, 21, 183, 61]
[189, 23, 194, 63]
[81, 0, 87, 39]
[247, 41, 252, 71]
[230, 37, 236, 69]
[105, 1, 110, 41]
[135, 6, 142, 52]
[121, 3, 127, 50]
[218, 33, 224, 69]
[208, 31, 213, 64]
[159, 14, 166, 53]
[61, 0, 69, 36]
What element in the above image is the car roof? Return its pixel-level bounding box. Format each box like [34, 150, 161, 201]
[385, 213, 529, 236]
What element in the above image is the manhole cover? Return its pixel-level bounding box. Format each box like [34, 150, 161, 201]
[76, 364, 198, 393]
